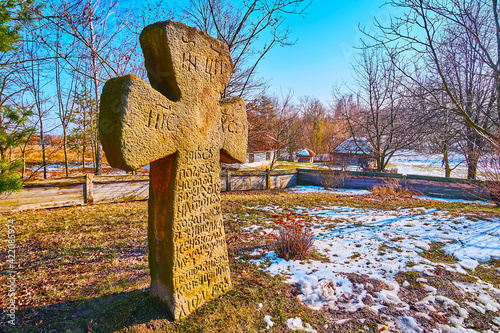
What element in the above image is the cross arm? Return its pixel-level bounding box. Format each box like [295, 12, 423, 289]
[99, 75, 180, 171]
[220, 98, 248, 164]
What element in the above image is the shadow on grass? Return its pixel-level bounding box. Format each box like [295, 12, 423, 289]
[13, 288, 172, 332]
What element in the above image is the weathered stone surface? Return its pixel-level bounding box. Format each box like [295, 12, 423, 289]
[98, 20, 248, 319]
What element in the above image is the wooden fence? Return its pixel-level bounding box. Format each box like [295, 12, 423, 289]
[297, 169, 490, 201]
[0, 168, 493, 212]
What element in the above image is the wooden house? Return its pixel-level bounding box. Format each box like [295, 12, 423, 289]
[331, 137, 376, 169]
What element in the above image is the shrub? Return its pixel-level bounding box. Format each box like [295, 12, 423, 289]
[273, 213, 314, 260]
[480, 143, 500, 207]
[371, 178, 417, 198]
[321, 168, 345, 189]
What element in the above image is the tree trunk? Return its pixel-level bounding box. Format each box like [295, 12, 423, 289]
[40, 122, 47, 179]
[91, 140, 96, 170]
[90, 6, 103, 176]
[444, 152, 451, 178]
[63, 125, 69, 177]
[376, 154, 384, 172]
[82, 111, 86, 168]
[494, 0, 500, 123]
[464, 125, 482, 180]
[21, 150, 25, 178]
[467, 155, 478, 180]
[95, 142, 102, 175]
[442, 145, 451, 178]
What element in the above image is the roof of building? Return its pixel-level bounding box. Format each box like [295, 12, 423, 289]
[333, 137, 375, 155]
[297, 148, 316, 157]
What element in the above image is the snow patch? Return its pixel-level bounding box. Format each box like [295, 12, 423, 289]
[263, 315, 274, 329]
[396, 316, 424, 333]
[286, 186, 371, 195]
[457, 259, 479, 271]
[285, 317, 317, 332]
[249, 203, 500, 331]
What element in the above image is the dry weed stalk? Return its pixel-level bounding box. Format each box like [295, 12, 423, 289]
[271, 213, 314, 260]
[480, 143, 500, 206]
[371, 178, 417, 198]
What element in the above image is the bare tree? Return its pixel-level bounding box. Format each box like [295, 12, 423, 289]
[21, 28, 55, 179]
[181, 0, 311, 99]
[367, 0, 499, 143]
[425, 106, 463, 178]
[54, 31, 80, 177]
[42, 0, 140, 175]
[247, 91, 301, 186]
[334, 46, 428, 172]
[444, 25, 495, 179]
[480, 142, 500, 206]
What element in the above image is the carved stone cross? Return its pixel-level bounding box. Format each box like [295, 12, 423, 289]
[98, 21, 247, 320]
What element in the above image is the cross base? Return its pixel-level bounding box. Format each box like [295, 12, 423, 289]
[148, 149, 231, 319]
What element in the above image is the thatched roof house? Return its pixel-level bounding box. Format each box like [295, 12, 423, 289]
[331, 137, 376, 169]
[297, 148, 316, 163]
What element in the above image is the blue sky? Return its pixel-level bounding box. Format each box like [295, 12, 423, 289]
[257, 0, 394, 104]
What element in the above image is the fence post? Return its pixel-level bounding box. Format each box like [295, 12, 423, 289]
[266, 169, 271, 189]
[84, 174, 94, 205]
[401, 175, 408, 189]
[226, 170, 231, 192]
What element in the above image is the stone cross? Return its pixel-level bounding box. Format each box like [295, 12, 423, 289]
[98, 21, 247, 320]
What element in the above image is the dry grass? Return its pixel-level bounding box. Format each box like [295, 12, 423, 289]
[8, 145, 150, 179]
[0, 197, 329, 332]
[10, 145, 90, 164]
[371, 178, 419, 198]
[0, 190, 498, 332]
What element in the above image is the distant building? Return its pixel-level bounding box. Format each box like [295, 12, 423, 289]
[246, 129, 275, 163]
[297, 148, 316, 163]
[247, 150, 275, 163]
[331, 137, 376, 169]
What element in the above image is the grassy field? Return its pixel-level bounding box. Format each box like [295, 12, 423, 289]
[8, 145, 150, 179]
[0, 190, 499, 332]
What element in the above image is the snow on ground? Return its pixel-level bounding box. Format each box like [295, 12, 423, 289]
[286, 186, 371, 195]
[263, 315, 274, 329]
[287, 185, 496, 205]
[26, 162, 133, 175]
[388, 151, 468, 178]
[239, 161, 272, 169]
[285, 317, 317, 332]
[250, 204, 500, 332]
[415, 195, 496, 206]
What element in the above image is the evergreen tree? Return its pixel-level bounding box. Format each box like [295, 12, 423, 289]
[0, 105, 34, 193]
[0, 0, 35, 52]
[0, 0, 37, 192]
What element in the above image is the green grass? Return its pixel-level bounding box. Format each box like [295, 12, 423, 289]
[471, 259, 500, 288]
[419, 242, 458, 264]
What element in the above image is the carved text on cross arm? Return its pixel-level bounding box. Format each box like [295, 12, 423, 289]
[222, 119, 241, 134]
[148, 107, 178, 131]
[181, 50, 226, 80]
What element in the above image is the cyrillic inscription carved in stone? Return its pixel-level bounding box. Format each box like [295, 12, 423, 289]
[98, 20, 248, 320]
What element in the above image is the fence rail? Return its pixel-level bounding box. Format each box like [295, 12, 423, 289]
[0, 169, 493, 212]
